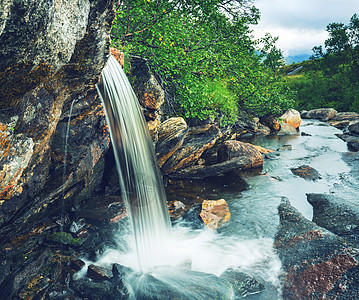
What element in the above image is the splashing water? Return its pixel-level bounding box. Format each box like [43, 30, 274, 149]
[96, 56, 283, 298]
[96, 55, 171, 272]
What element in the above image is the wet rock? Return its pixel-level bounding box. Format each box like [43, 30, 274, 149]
[71, 276, 130, 300]
[87, 264, 111, 282]
[348, 122, 359, 136]
[232, 113, 257, 136]
[170, 156, 257, 178]
[199, 199, 231, 229]
[329, 112, 359, 129]
[252, 145, 274, 154]
[71, 259, 86, 272]
[129, 268, 233, 300]
[275, 197, 359, 300]
[220, 267, 264, 298]
[218, 140, 263, 168]
[156, 117, 189, 167]
[307, 193, 359, 239]
[337, 134, 359, 151]
[291, 165, 321, 181]
[277, 122, 298, 136]
[255, 123, 271, 135]
[280, 109, 301, 129]
[161, 124, 222, 175]
[168, 200, 186, 219]
[302, 108, 337, 121]
[112, 263, 134, 279]
[260, 115, 281, 131]
[301, 131, 311, 136]
[277, 144, 292, 151]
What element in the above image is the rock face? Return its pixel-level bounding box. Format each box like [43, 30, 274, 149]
[302, 108, 337, 121]
[275, 197, 359, 299]
[0, 0, 113, 232]
[280, 109, 301, 129]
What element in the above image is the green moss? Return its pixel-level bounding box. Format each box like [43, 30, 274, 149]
[48, 232, 85, 247]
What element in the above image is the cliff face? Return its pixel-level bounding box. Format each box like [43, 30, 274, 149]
[0, 0, 114, 238]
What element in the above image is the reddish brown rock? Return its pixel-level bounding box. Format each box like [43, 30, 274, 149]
[275, 197, 359, 300]
[280, 109, 302, 129]
[291, 165, 321, 181]
[200, 199, 231, 229]
[110, 48, 125, 68]
[218, 140, 263, 168]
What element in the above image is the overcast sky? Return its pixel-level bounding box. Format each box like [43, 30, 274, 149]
[252, 0, 359, 57]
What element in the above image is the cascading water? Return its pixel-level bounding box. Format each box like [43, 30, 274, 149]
[96, 55, 171, 272]
[94, 55, 283, 299]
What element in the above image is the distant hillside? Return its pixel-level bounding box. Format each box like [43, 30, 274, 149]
[284, 54, 311, 64]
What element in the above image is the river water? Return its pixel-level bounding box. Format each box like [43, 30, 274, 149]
[98, 119, 351, 299]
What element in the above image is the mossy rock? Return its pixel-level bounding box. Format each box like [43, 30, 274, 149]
[47, 232, 85, 247]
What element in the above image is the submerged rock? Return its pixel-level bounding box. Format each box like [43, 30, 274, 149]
[220, 267, 264, 298]
[199, 199, 231, 229]
[275, 197, 359, 300]
[129, 268, 233, 300]
[302, 108, 337, 121]
[291, 165, 321, 181]
[280, 109, 302, 129]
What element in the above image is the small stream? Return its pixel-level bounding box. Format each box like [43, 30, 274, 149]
[98, 119, 351, 299]
[164, 119, 351, 299]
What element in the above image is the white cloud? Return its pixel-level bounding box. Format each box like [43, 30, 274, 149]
[252, 0, 359, 57]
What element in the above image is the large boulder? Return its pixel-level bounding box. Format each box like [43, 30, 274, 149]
[161, 124, 222, 175]
[218, 140, 263, 168]
[302, 108, 337, 121]
[275, 197, 359, 300]
[307, 193, 359, 239]
[280, 109, 301, 129]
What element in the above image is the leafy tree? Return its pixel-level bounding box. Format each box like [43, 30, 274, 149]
[288, 13, 359, 113]
[111, 0, 293, 123]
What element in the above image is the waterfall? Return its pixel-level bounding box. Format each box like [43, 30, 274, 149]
[96, 55, 171, 272]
